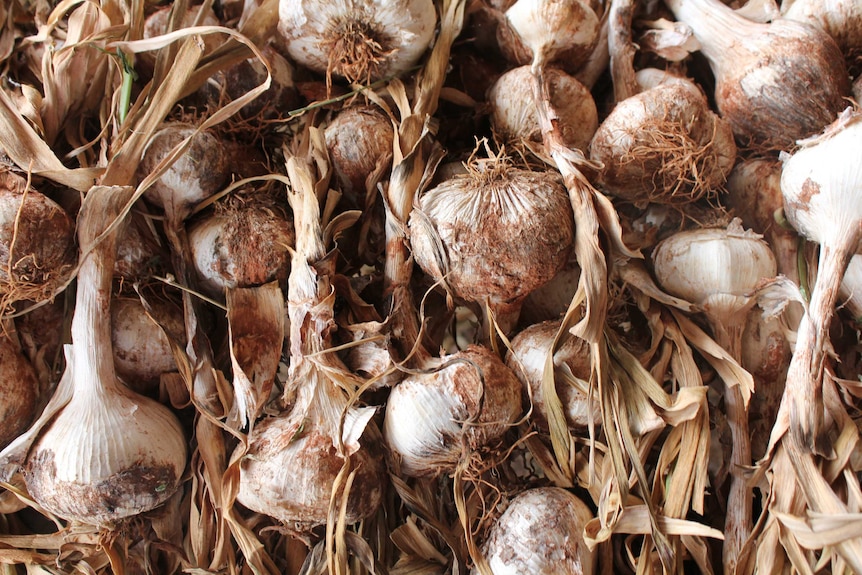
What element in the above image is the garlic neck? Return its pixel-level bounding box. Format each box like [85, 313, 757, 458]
[664, 0, 762, 63]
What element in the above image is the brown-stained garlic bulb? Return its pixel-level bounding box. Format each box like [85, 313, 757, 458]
[20, 186, 187, 526]
[139, 123, 229, 215]
[384, 345, 523, 477]
[474, 487, 595, 575]
[408, 157, 574, 334]
[498, 0, 600, 72]
[506, 319, 599, 431]
[488, 65, 598, 152]
[140, 4, 222, 78]
[664, 0, 850, 149]
[188, 200, 295, 299]
[324, 105, 394, 206]
[589, 71, 736, 205]
[112, 296, 182, 395]
[278, 0, 437, 84]
[0, 172, 76, 307]
[0, 333, 39, 450]
[781, 0, 862, 56]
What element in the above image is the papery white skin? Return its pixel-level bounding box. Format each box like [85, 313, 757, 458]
[474, 487, 595, 575]
[278, 0, 436, 81]
[112, 297, 180, 393]
[505, 0, 599, 65]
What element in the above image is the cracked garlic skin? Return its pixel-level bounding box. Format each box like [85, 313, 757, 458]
[409, 161, 574, 328]
[474, 487, 595, 575]
[278, 0, 437, 84]
[384, 345, 522, 477]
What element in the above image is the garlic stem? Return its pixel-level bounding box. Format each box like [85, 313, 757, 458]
[608, 0, 639, 102]
[663, 0, 756, 61]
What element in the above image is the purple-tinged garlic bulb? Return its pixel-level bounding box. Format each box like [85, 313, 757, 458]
[278, 0, 437, 84]
[474, 487, 595, 575]
[384, 345, 523, 477]
[506, 320, 598, 431]
[488, 65, 598, 152]
[664, 0, 850, 149]
[409, 158, 574, 334]
[589, 72, 736, 205]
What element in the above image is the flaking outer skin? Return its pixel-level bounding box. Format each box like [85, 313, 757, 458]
[408, 167, 574, 311]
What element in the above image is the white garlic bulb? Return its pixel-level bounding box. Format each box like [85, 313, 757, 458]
[506, 320, 599, 431]
[474, 487, 595, 575]
[384, 345, 523, 477]
[278, 0, 437, 84]
[488, 65, 598, 152]
[409, 160, 574, 334]
[500, 0, 599, 69]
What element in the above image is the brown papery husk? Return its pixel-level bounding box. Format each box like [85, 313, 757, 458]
[0, 329, 39, 450]
[589, 78, 736, 205]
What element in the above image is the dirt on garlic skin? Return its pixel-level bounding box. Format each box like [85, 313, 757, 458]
[24, 450, 181, 526]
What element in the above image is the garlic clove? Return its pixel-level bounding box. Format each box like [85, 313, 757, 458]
[474, 487, 595, 575]
[506, 320, 599, 431]
[488, 65, 598, 153]
[384, 345, 523, 477]
[589, 74, 736, 205]
[0, 334, 39, 450]
[278, 0, 437, 84]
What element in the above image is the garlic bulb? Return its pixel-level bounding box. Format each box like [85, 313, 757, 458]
[188, 200, 295, 298]
[0, 172, 76, 305]
[324, 106, 394, 206]
[409, 159, 574, 334]
[488, 65, 598, 152]
[781, 0, 862, 55]
[652, 219, 776, 573]
[779, 108, 862, 452]
[839, 255, 862, 322]
[139, 123, 229, 214]
[23, 186, 187, 526]
[520, 257, 581, 325]
[384, 345, 522, 477]
[506, 319, 599, 431]
[499, 0, 600, 70]
[112, 296, 182, 395]
[474, 487, 595, 575]
[278, 0, 437, 84]
[0, 333, 38, 449]
[664, 0, 850, 149]
[589, 72, 736, 205]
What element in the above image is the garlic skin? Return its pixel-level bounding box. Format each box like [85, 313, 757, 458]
[665, 0, 850, 149]
[409, 161, 574, 333]
[139, 124, 229, 213]
[500, 0, 599, 70]
[506, 320, 599, 431]
[781, 0, 862, 55]
[489, 66, 598, 152]
[384, 345, 523, 477]
[0, 335, 38, 449]
[589, 73, 736, 205]
[839, 255, 862, 322]
[0, 176, 76, 304]
[324, 106, 394, 206]
[188, 204, 295, 298]
[278, 0, 437, 84]
[112, 297, 181, 395]
[474, 487, 595, 575]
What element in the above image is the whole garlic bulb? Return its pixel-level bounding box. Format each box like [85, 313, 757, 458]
[384, 345, 523, 477]
[475, 487, 595, 575]
[278, 0, 437, 84]
[589, 72, 736, 205]
[0, 334, 38, 449]
[488, 65, 598, 152]
[506, 320, 599, 431]
[409, 159, 574, 334]
[188, 201, 295, 298]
